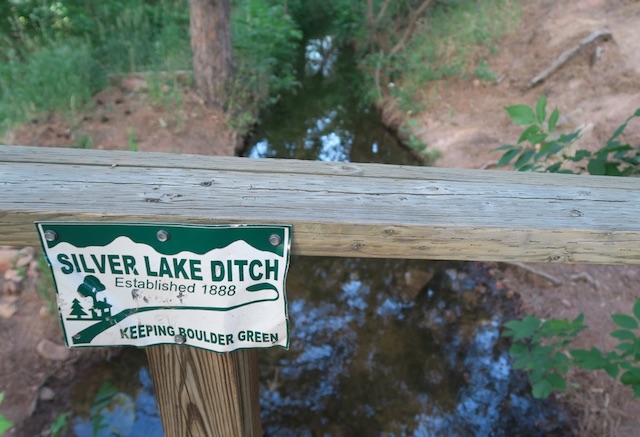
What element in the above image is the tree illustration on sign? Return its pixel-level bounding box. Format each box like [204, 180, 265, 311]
[69, 298, 87, 319]
[76, 275, 112, 320]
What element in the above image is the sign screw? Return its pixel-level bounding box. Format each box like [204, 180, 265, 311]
[174, 334, 186, 344]
[269, 234, 281, 246]
[44, 230, 58, 242]
[157, 230, 170, 242]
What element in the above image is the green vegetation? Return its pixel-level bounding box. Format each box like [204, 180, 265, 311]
[503, 300, 640, 399]
[0, 0, 301, 136]
[497, 97, 640, 399]
[228, 0, 302, 133]
[496, 94, 640, 175]
[0, 393, 12, 436]
[375, 0, 520, 113]
[49, 412, 70, 437]
[0, 0, 522, 143]
[0, 0, 189, 134]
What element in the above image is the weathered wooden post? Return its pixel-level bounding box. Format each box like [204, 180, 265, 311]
[2, 145, 640, 436]
[147, 347, 261, 436]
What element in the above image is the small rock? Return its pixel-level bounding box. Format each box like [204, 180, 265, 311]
[3, 281, 19, 294]
[561, 299, 572, 308]
[39, 306, 52, 317]
[4, 269, 21, 282]
[473, 79, 481, 87]
[39, 387, 56, 401]
[0, 298, 18, 318]
[19, 247, 35, 256]
[0, 248, 17, 271]
[36, 339, 70, 361]
[16, 254, 33, 268]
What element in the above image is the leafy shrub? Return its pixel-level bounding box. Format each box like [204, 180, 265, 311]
[496, 95, 640, 175]
[503, 300, 640, 399]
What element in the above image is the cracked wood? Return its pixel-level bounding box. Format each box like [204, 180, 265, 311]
[1, 145, 639, 264]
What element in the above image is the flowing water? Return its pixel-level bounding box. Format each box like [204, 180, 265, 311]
[67, 37, 574, 436]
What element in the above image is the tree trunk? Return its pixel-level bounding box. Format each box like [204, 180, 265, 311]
[189, 0, 233, 109]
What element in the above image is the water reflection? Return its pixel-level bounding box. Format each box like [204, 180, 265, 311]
[260, 259, 572, 436]
[305, 35, 336, 77]
[70, 350, 162, 437]
[245, 39, 420, 166]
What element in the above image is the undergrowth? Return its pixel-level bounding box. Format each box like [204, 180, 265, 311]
[377, 0, 521, 113]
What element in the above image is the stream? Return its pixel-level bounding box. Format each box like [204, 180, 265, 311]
[67, 37, 574, 436]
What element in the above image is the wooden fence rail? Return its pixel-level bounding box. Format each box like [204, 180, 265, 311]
[2, 145, 640, 264]
[2, 144, 640, 436]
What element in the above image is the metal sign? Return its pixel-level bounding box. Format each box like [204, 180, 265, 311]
[36, 222, 291, 353]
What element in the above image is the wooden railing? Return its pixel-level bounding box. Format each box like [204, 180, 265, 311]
[2, 145, 640, 435]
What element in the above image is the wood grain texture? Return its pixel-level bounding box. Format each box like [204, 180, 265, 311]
[2, 145, 640, 264]
[146, 345, 261, 437]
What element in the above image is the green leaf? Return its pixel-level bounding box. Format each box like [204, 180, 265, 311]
[558, 131, 580, 144]
[620, 368, 640, 386]
[587, 159, 606, 175]
[548, 108, 559, 132]
[545, 162, 562, 173]
[509, 343, 528, 357]
[616, 343, 634, 354]
[612, 314, 639, 330]
[505, 105, 537, 126]
[546, 373, 566, 391]
[515, 149, 536, 168]
[497, 147, 522, 167]
[518, 125, 541, 144]
[504, 316, 542, 341]
[571, 348, 606, 370]
[536, 94, 547, 125]
[0, 419, 13, 436]
[608, 122, 629, 142]
[532, 379, 554, 399]
[493, 144, 517, 152]
[633, 299, 640, 321]
[611, 329, 637, 341]
[605, 363, 620, 379]
[604, 163, 622, 177]
[571, 150, 591, 162]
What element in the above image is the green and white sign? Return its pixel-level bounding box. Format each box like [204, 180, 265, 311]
[35, 222, 291, 353]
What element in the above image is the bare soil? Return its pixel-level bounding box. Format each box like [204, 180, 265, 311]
[1, 0, 639, 435]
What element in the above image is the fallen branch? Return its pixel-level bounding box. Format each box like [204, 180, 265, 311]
[529, 30, 612, 87]
[504, 262, 562, 286]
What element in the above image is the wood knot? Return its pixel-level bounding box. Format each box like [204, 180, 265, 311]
[570, 209, 584, 217]
[351, 242, 365, 251]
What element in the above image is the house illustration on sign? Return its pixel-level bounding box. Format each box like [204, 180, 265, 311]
[67, 275, 112, 321]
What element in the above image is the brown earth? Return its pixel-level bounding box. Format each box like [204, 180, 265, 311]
[1, 0, 640, 435]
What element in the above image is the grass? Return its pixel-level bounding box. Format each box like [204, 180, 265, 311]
[387, 0, 521, 113]
[0, 0, 191, 137]
[0, 40, 104, 133]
